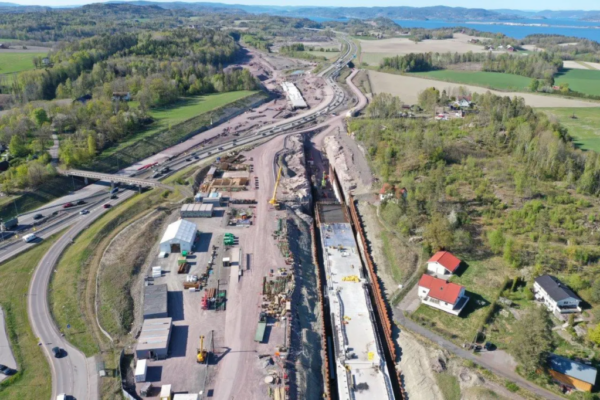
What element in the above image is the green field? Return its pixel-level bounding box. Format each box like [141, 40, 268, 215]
[361, 52, 395, 66]
[541, 108, 600, 152]
[0, 52, 47, 75]
[411, 70, 532, 91]
[98, 91, 256, 159]
[0, 234, 61, 400]
[555, 68, 600, 97]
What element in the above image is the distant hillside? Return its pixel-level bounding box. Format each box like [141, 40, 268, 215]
[493, 9, 600, 20]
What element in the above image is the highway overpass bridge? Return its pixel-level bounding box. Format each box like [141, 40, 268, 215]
[59, 169, 173, 190]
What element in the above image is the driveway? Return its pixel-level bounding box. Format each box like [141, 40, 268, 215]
[394, 310, 564, 400]
[0, 306, 17, 383]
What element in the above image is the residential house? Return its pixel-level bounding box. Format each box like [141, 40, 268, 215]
[427, 251, 462, 276]
[454, 97, 471, 108]
[533, 275, 582, 315]
[42, 57, 51, 66]
[507, 45, 515, 52]
[547, 354, 597, 392]
[112, 92, 131, 102]
[379, 183, 394, 201]
[418, 274, 469, 315]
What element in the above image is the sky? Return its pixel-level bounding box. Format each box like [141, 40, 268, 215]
[7, 0, 600, 10]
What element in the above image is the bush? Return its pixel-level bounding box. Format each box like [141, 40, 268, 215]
[505, 381, 519, 392]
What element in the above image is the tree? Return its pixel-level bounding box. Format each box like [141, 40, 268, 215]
[529, 79, 539, 92]
[87, 132, 97, 156]
[9, 135, 29, 158]
[424, 213, 454, 251]
[588, 323, 600, 346]
[418, 87, 439, 112]
[487, 229, 505, 254]
[509, 307, 552, 375]
[30, 108, 49, 128]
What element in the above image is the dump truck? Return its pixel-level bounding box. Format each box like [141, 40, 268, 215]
[254, 312, 267, 343]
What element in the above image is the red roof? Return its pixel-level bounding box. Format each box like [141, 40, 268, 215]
[379, 183, 393, 194]
[428, 251, 461, 273]
[418, 274, 464, 304]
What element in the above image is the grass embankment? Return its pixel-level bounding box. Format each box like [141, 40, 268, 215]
[435, 372, 461, 400]
[0, 52, 46, 75]
[0, 233, 62, 400]
[89, 90, 263, 173]
[542, 108, 600, 152]
[556, 69, 600, 97]
[0, 176, 85, 221]
[411, 70, 532, 92]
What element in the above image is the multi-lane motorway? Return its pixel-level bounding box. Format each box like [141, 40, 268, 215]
[5, 34, 362, 400]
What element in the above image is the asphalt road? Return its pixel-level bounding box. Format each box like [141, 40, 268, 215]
[9, 34, 359, 400]
[0, 306, 18, 384]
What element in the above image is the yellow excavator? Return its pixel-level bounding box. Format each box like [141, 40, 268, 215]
[269, 166, 282, 209]
[197, 335, 207, 363]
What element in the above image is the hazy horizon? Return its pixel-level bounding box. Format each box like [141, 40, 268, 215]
[4, 0, 600, 12]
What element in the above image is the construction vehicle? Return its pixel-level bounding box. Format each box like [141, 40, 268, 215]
[269, 166, 282, 209]
[197, 336, 207, 363]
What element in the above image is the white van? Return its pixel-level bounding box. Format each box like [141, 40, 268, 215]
[56, 394, 66, 400]
[23, 233, 37, 243]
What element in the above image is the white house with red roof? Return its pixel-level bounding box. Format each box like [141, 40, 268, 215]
[427, 251, 462, 277]
[418, 274, 470, 315]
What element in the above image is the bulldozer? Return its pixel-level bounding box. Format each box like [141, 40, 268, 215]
[197, 335, 208, 363]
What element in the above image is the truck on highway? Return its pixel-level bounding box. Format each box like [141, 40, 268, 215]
[254, 312, 267, 343]
[23, 233, 37, 243]
[1, 218, 18, 231]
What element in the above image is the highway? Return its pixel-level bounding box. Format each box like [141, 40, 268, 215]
[9, 33, 361, 400]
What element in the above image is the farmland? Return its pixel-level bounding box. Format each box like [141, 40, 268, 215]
[368, 70, 600, 108]
[411, 70, 532, 92]
[542, 108, 600, 152]
[0, 52, 46, 75]
[555, 68, 600, 97]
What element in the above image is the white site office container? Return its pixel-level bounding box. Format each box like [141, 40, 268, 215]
[135, 359, 147, 383]
[152, 266, 162, 278]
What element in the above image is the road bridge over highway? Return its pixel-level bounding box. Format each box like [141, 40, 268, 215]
[59, 169, 173, 190]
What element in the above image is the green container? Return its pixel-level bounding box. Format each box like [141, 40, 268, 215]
[181, 250, 188, 257]
[224, 233, 234, 238]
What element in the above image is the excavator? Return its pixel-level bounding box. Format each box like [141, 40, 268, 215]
[197, 335, 207, 363]
[269, 166, 282, 210]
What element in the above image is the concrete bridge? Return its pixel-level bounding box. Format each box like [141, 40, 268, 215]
[59, 169, 173, 191]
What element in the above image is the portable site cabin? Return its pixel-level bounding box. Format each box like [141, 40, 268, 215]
[136, 318, 172, 360]
[173, 395, 199, 400]
[159, 219, 197, 254]
[143, 284, 168, 319]
[160, 384, 172, 400]
[134, 359, 147, 382]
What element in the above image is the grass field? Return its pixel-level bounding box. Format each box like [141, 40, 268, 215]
[98, 91, 256, 159]
[0, 52, 46, 75]
[555, 68, 600, 97]
[435, 372, 461, 400]
[0, 234, 61, 400]
[411, 70, 532, 92]
[541, 108, 600, 152]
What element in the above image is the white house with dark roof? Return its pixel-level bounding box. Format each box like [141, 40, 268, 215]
[533, 275, 582, 315]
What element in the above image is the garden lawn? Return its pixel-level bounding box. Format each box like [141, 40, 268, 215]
[0, 52, 47, 74]
[0, 234, 61, 400]
[541, 108, 600, 152]
[98, 91, 256, 159]
[411, 257, 510, 343]
[410, 70, 532, 92]
[555, 68, 600, 97]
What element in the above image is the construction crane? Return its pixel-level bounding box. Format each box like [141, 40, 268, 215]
[197, 335, 207, 363]
[269, 166, 282, 208]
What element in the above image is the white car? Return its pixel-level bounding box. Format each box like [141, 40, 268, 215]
[79, 209, 89, 215]
[56, 395, 67, 400]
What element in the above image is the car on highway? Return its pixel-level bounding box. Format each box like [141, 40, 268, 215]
[62, 202, 74, 208]
[110, 194, 118, 199]
[103, 203, 111, 209]
[185, 158, 192, 162]
[33, 214, 44, 220]
[76, 200, 86, 205]
[51, 346, 64, 358]
[194, 155, 199, 160]
[218, 147, 224, 150]
[79, 209, 89, 215]
[0, 364, 16, 376]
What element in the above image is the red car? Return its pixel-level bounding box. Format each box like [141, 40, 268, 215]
[62, 202, 73, 208]
[103, 203, 111, 209]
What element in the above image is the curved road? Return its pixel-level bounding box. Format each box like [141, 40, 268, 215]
[25, 35, 359, 400]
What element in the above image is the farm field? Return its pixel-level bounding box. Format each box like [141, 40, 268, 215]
[368, 70, 600, 108]
[97, 90, 257, 159]
[542, 108, 600, 152]
[0, 52, 46, 75]
[555, 68, 600, 97]
[411, 70, 532, 91]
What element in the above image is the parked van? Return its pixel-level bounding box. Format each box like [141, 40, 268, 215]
[23, 233, 37, 243]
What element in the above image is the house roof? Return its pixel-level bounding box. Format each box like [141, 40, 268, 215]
[535, 275, 581, 302]
[428, 251, 461, 273]
[380, 183, 393, 194]
[160, 219, 197, 245]
[548, 354, 597, 385]
[418, 274, 464, 304]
